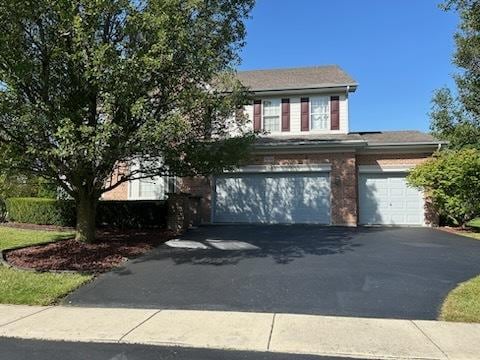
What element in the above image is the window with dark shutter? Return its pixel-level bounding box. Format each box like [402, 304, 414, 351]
[281, 98, 290, 132]
[301, 97, 309, 131]
[253, 100, 261, 131]
[330, 96, 340, 130]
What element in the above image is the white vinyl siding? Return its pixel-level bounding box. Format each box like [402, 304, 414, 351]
[245, 94, 348, 135]
[262, 99, 281, 133]
[213, 172, 331, 224]
[310, 96, 330, 130]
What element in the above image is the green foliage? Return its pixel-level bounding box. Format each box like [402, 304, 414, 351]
[0, 0, 255, 242]
[5, 198, 76, 226]
[430, 88, 480, 149]
[430, 1, 480, 149]
[5, 198, 167, 229]
[407, 149, 480, 226]
[0, 174, 58, 221]
[97, 200, 167, 229]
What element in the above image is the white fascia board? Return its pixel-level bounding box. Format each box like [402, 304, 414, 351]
[362, 142, 445, 152]
[225, 164, 332, 173]
[250, 84, 357, 96]
[358, 165, 415, 173]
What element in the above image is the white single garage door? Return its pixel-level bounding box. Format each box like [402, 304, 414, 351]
[213, 172, 331, 224]
[358, 173, 424, 225]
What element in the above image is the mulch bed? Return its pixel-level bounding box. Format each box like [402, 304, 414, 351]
[5, 228, 176, 273]
[438, 226, 479, 236]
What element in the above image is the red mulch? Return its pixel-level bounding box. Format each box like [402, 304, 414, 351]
[438, 226, 479, 236]
[5, 229, 176, 273]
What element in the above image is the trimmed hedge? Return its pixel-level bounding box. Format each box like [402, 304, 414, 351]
[5, 198, 167, 229]
[5, 198, 75, 226]
[97, 200, 167, 229]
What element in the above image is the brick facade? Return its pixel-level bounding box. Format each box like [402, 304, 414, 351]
[103, 152, 437, 226]
[102, 164, 129, 200]
[356, 153, 432, 166]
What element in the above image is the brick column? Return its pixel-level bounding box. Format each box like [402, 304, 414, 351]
[167, 193, 191, 233]
[330, 153, 357, 226]
[178, 177, 212, 224]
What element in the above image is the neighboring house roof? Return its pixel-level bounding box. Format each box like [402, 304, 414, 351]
[237, 65, 358, 93]
[254, 130, 445, 150]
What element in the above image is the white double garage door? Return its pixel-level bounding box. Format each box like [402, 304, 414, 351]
[213, 167, 425, 226]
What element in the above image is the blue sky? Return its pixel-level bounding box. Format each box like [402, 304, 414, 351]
[238, 0, 459, 132]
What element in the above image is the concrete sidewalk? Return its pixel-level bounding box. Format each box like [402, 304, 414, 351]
[1, 305, 479, 360]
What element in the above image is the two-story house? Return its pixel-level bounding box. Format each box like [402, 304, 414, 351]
[104, 65, 443, 227]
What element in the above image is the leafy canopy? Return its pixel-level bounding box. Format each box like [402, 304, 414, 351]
[407, 149, 480, 226]
[430, 0, 480, 149]
[0, 0, 255, 201]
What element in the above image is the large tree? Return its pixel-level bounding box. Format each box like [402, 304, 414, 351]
[430, 0, 480, 149]
[0, 0, 255, 242]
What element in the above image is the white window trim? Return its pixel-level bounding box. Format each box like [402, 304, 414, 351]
[309, 96, 331, 132]
[262, 98, 282, 134]
[127, 159, 170, 200]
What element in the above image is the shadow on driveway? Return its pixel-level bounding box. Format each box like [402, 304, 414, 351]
[66, 225, 480, 320]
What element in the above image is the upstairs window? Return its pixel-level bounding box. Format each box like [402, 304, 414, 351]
[263, 99, 280, 132]
[310, 97, 330, 130]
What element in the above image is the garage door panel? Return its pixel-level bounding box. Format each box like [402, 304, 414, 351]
[214, 172, 331, 224]
[214, 176, 267, 223]
[359, 173, 424, 226]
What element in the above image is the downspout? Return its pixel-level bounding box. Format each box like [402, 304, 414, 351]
[346, 85, 350, 133]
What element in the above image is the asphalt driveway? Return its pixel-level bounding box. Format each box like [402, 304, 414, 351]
[66, 225, 480, 320]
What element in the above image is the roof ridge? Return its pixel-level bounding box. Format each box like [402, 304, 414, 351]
[237, 64, 340, 73]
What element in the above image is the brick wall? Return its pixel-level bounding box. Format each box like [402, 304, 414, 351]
[179, 152, 359, 226]
[105, 152, 437, 226]
[102, 164, 129, 200]
[356, 153, 431, 166]
[178, 177, 212, 223]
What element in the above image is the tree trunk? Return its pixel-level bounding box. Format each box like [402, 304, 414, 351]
[75, 191, 97, 243]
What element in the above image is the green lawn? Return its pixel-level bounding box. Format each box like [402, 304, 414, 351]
[454, 218, 480, 241]
[0, 226, 92, 305]
[468, 218, 480, 230]
[441, 275, 480, 323]
[0, 227, 74, 251]
[0, 267, 91, 305]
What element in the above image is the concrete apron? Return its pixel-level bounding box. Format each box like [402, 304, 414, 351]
[1, 305, 480, 360]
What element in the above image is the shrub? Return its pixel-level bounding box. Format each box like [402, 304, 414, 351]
[5, 198, 167, 229]
[407, 149, 480, 227]
[97, 200, 167, 229]
[5, 198, 75, 226]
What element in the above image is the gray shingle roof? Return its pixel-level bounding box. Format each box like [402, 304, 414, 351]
[255, 131, 443, 147]
[237, 65, 357, 92]
[354, 130, 439, 144]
